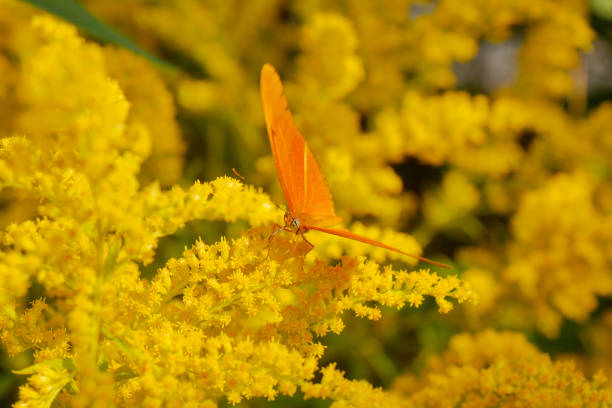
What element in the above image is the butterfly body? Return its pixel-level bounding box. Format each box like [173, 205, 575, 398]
[260, 63, 450, 269]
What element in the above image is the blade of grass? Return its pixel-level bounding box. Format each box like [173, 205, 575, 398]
[20, 0, 175, 70]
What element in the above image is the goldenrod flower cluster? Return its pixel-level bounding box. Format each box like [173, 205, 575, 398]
[0, 5, 475, 407]
[0, 0, 611, 407]
[393, 330, 611, 407]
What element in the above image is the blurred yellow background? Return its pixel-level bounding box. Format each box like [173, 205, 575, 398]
[0, 0, 611, 407]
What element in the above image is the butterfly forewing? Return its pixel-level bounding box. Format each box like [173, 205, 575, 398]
[260, 64, 339, 224]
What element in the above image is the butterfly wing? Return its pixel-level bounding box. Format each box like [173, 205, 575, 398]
[261, 65, 447, 267]
[260, 64, 340, 225]
[305, 225, 451, 268]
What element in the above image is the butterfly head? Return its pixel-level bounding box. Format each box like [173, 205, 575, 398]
[284, 212, 301, 231]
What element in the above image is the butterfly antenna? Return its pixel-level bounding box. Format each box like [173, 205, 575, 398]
[232, 168, 246, 180]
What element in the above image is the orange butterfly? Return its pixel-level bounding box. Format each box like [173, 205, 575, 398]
[260, 64, 450, 269]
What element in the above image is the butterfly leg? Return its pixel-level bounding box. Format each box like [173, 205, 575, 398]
[267, 224, 282, 257]
[267, 223, 293, 257]
[298, 230, 314, 255]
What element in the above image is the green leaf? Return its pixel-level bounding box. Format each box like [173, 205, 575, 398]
[12, 358, 75, 375]
[20, 0, 174, 70]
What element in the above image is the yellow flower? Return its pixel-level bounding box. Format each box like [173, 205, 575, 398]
[96, 229, 472, 406]
[302, 363, 404, 408]
[103, 48, 185, 186]
[297, 12, 364, 101]
[2, 0, 611, 406]
[394, 330, 612, 408]
[422, 171, 481, 232]
[505, 172, 612, 337]
[0, 15, 476, 407]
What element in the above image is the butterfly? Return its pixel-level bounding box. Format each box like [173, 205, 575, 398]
[260, 63, 450, 269]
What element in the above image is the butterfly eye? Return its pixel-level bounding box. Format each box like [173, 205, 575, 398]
[291, 218, 300, 229]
